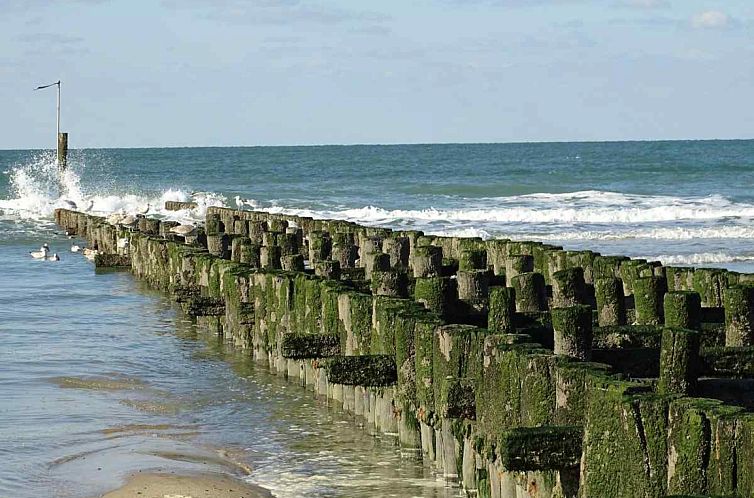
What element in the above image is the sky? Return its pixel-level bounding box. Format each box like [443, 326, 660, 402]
[1, 0, 753, 148]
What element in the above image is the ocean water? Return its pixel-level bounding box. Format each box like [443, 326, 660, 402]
[1, 141, 753, 496]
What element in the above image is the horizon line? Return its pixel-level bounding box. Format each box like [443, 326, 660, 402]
[1, 136, 753, 152]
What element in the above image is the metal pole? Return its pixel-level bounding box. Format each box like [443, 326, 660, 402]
[56, 80, 60, 139]
[35, 80, 66, 170]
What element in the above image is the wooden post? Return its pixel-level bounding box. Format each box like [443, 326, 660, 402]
[57, 132, 68, 170]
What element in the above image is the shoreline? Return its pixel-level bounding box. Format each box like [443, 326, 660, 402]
[99, 471, 271, 498]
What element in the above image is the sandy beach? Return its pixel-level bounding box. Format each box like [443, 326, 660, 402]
[100, 472, 271, 498]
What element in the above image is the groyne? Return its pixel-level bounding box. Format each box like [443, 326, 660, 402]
[55, 206, 754, 498]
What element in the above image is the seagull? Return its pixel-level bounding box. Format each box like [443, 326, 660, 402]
[119, 215, 137, 227]
[107, 212, 125, 225]
[170, 224, 197, 237]
[83, 248, 98, 261]
[234, 196, 256, 210]
[71, 244, 82, 253]
[30, 244, 50, 259]
[60, 199, 77, 210]
[83, 199, 94, 212]
[137, 204, 150, 215]
[47, 253, 60, 261]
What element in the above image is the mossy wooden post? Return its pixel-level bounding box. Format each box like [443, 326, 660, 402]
[592, 255, 628, 280]
[414, 319, 439, 459]
[282, 253, 305, 272]
[206, 213, 223, 235]
[488, 286, 516, 334]
[261, 231, 278, 248]
[314, 260, 340, 280]
[371, 269, 408, 298]
[414, 276, 453, 319]
[486, 239, 509, 276]
[620, 259, 649, 296]
[552, 305, 593, 360]
[693, 268, 728, 307]
[567, 250, 597, 284]
[658, 327, 700, 395]
[459, 248, 487, 271]
[724, 284, 754, 346]
[664, 291, 702, 330]
[551, 267, 587, 307]
[248, 220, 267, 245]
[332, 239, 358, 269]
[457, 269, 490, 313]
[383, 236, 410, 268]
[233, 219, 249, 236]
[240, 243, 261, 268]
[308, 231, 331, 265]
[363, 252, 390, 280]
[545, 249, 568, 282]
[207, 233, 229, 259]
[433, 324, 487, 478]
[411, 245, 443, 278]
[359, 236, 383, 266]
[634, 276, 667, 325]
[268, 218, 288, 233]
[511, 272, 547, 312]
[231, 236, 251, 262]
[666, 266, 695, 291]
[277, 233, 299, 257]
[506, 254, 534, 281]
[260, 245, 281, 270]
[595, 277, 626, 326]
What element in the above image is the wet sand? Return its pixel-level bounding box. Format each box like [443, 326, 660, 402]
[100, 472, 271, 498]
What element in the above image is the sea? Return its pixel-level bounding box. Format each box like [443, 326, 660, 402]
[1, 141, 753, 497]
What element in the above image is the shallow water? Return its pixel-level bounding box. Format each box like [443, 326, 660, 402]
[0, 230, 460, 498]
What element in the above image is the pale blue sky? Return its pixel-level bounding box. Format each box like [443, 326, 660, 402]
[2, 0, 753, 148]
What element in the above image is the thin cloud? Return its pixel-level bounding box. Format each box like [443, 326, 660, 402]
[691, 10, 730, 29]
[616, 0, 670, 8]
[162, 0, 390, 27]
[15, 33, 84, 45]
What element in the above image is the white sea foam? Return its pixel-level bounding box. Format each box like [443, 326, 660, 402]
[524, 226, 754, 242]
[640, 252, 754, 265]
[4, 155, 754, 271]
[0, 154, 225, 225]
[263, 191, 754, 226]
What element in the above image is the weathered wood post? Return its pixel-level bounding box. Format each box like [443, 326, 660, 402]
[724, 284, 754, 346]
[488, 286, 516, 334]
[634, 276, 667, 325]
[57, 132, 68, 170]
[552, 305, 593, 360]
[658, 327, 700, 395]
[663, 291, 702, 330]
[595, 277, 626, 326]
[510, 272, 547, 312]
[551, 267, 587, 307]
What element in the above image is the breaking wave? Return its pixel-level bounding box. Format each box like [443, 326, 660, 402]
[0, 152, 225, 225]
